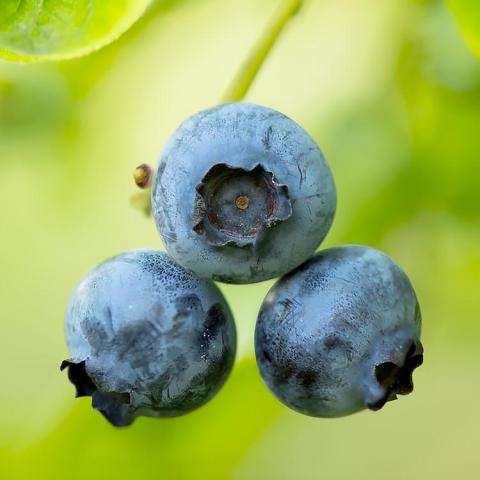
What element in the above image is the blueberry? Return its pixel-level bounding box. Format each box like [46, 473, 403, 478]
[255, 245, 423, 417]
[152, 102, 336, 284]
[61, 250, 236, 426]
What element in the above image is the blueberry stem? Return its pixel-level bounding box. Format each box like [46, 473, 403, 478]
[130, 0, 304, 215]
[221, 0, 304, 103]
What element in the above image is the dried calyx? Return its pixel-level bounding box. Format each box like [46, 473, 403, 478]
[368, 341, 424, 411]
[192, 163, 292, 247]
[61, 360, 133, 427]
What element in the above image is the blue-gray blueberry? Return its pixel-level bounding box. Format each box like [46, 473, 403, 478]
[152, 102, 336, 284]
[255, 245, 423, 417]
[61, 250, 236, 427]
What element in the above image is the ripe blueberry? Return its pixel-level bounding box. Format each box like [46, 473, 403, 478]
[255, 245, 423, 417]
[61, 250, 236, 426]
[152, 102, 336, 284]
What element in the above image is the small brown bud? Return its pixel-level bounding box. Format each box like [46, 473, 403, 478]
[133, 164, 153, 189]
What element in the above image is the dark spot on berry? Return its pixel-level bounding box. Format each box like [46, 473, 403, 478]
[323, 335, 341, 351]
[262, 348, 272, 363]
[200, 303, 229, 358]
[297, 369, 317, 388]
[175, 294, 202, 312]
[272, 358, 297, 386]
[204, 303, 227, 339]
[262, 126, 273, 150]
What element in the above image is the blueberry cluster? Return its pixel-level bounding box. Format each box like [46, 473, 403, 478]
[62, 103, 423, 426]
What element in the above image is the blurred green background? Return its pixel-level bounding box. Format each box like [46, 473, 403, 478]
[1, 0, 480, 478]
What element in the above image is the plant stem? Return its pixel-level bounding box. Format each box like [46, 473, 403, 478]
[221, 0, 304, 103]
[132, 0, 304, 214]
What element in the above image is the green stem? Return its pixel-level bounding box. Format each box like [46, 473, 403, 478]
[132, 0, 304, 214]
[221, 0, 304, 103]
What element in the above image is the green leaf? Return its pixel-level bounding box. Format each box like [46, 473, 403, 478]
[448, 0, 480, 59]
[0, 0, 151, 62]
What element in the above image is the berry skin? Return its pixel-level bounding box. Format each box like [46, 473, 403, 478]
[61, 250, 236, 427]
[152, 102, 336, 284]
[255, 245, 423, 417]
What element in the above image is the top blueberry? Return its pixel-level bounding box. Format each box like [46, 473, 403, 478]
[152, 102, 336, 284]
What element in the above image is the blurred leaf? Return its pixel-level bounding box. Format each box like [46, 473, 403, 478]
[1, 360, 282, 480]
[421, 2, 480, 91]
[0, 65, 72, 134]
[0, 0, 151, 62]
[448, 0, 480, 59]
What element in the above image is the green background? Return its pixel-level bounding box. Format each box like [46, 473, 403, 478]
[1, 0, 479, 478]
